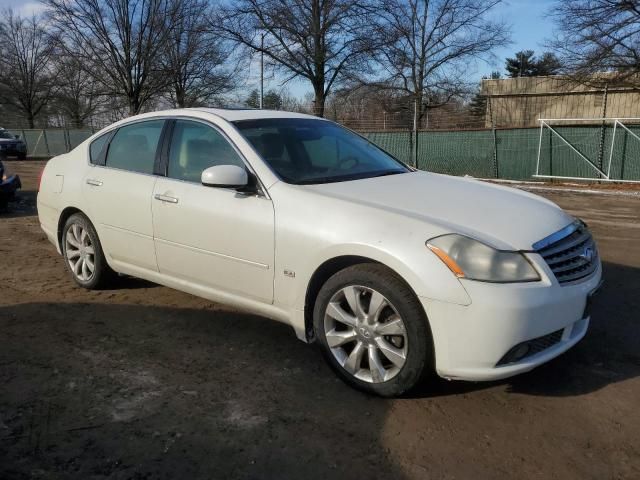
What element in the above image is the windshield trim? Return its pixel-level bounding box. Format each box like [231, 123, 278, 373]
[232, 117, 411, 185]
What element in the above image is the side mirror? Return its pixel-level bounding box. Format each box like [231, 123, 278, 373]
[201, 164, 248, 188]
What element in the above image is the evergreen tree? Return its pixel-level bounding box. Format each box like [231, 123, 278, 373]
[245, 89, 260, 108]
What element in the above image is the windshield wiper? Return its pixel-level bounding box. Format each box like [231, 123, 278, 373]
[369, 170, 406, 178]
[296, 176, 354, 185]
[295, 170, 407, 185]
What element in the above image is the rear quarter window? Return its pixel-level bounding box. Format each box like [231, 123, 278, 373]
[89, 132, 110, 164]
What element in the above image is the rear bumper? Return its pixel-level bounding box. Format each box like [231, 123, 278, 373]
[422, 259, 602, 382]
[0, 144, 27, 156]
[0, 174, 21, 197]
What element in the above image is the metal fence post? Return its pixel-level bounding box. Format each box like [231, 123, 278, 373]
[42, 129, 50, 157]
[596, 84, 609, 171]
[21, 129, 28, 156]
[65, 128, 71, 152]
[488, 96, 499, 178]
[413, 99, 418, 168]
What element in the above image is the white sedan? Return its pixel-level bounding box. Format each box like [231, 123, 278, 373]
[37, 109, 602, 396]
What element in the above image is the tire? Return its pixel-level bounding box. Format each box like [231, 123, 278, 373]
[17, 153, 27, 160]
[62, 213, 114, 289]
[313, 263, 434, 397]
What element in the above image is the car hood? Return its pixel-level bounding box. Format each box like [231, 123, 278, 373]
[303, 171, 573, 250]
[0, 139, 20, 143]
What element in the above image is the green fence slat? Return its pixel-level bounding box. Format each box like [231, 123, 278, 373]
[364, 126, 640, 181]
[5, 126, 640, 181]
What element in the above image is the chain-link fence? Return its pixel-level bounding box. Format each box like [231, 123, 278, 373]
[364, 125, 640, 181]
[6, 128, 95, 158]
[6, 123, 640, 181]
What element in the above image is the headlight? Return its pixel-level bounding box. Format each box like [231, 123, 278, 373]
[426, 234, 540, 283]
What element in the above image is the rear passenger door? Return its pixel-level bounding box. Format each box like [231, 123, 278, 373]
[82, 119, 165, 273]
[151, 119, 275, 303]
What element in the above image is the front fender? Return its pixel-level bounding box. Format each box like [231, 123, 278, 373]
[291, 242, 472, 313]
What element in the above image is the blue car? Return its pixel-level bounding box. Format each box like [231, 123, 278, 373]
[0, 128, 27, 159]
[0, 159, 21, 210]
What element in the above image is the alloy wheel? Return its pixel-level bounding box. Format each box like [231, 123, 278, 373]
[65, 223, 95, 282]
[323, 285, 408, 383]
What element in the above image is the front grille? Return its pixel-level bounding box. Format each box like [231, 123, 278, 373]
[535, 221, 598, 284]
[496, 329, 564, 366]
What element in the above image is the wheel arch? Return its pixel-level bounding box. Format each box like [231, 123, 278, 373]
[57, 206, 94, 251]
[303, 255, 424, 342]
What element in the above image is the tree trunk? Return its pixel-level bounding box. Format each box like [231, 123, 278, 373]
[414, 91, 425, 125]
[176, 87, 186, 108]
[27, 112, 35, 129]
[313, 83, 325, 117]
[73, 113, 83, 128]
[129, 96, 141, 116]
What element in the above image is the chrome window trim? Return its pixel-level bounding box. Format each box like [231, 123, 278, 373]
[85, 114, 271, 199]
[85, 116, 168, 168]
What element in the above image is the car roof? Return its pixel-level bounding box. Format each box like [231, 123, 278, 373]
[89, 107, 325, 140]
[186, 107, 319, 122]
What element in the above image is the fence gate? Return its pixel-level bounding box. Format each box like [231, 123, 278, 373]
[535, 118, 640, 183]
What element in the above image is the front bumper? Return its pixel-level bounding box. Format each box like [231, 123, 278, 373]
[0, 174, 21, 197]
[422, 256, 602, 382]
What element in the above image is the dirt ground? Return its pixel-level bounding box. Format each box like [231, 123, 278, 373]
[1, 160, 639, 480]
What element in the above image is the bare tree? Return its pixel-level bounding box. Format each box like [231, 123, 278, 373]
[53, 55, 106, 127]
[164, 0, 237, 108]
[550, 0, 640, 86]
[44, 0, 178, 116]
[216, 0, 377, 117]
[0, 11, 57, 128]
[370, 0, 510, 120]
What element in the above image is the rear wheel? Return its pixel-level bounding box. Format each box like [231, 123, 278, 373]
[17, 153, 26, 160]
[313, 263, 433, 397]
[62, 213, 114, 289]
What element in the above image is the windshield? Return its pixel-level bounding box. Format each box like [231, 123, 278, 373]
[0, 130, 15, 140]
[233, 118, 409, 184]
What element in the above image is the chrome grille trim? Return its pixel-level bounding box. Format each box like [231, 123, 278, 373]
[535, 221, 598, 284]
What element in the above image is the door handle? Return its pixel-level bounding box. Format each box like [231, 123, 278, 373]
[154, 194, 179, 204]
[86, 179, 103, 186]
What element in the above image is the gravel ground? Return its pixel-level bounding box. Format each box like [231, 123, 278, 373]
[1, 160, 639, 479]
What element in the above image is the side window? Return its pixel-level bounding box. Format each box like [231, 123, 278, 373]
[89, 131, 110, 164]
[105, 120, 164, 174]
[168, 120, 244, 183]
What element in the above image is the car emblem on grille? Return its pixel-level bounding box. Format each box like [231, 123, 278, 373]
[579, 246, 594, 263]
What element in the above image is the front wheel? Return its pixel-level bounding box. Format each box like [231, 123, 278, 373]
[313, 263, 434, 397]
[62, 213, 114, 289]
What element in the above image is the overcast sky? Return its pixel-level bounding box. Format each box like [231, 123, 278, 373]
[0, 0, 557, 96]
[0, 0, 44, 16]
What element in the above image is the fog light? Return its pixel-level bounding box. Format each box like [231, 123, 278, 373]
[511, 343, 530, 361]
[497, 342, 531, 366]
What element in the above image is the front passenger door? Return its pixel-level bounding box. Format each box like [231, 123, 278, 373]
[151, 119, 275, 303]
